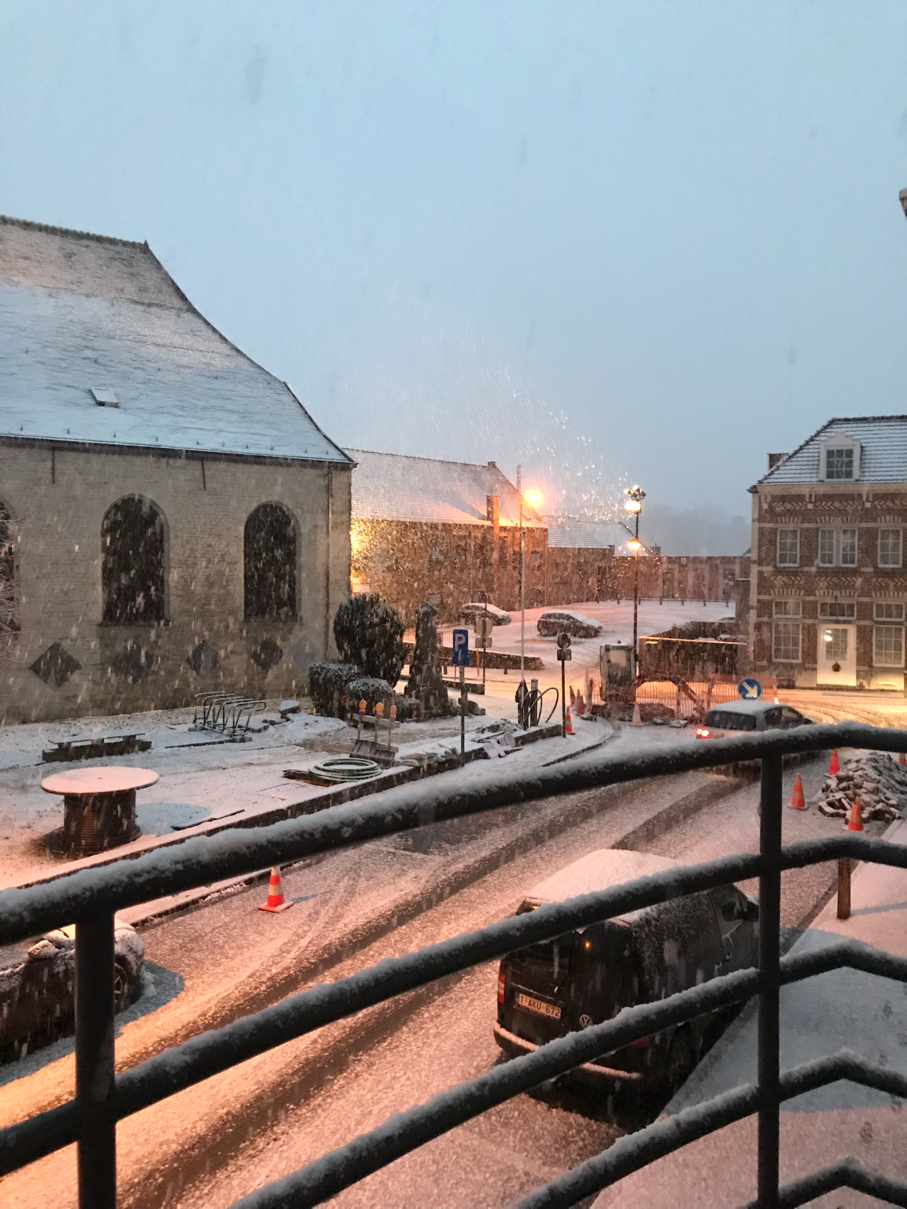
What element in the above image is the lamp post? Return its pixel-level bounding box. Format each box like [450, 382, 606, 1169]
[625, 485, 646, 676]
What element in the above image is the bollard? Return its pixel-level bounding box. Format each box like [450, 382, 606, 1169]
[837, 858, 851, 920]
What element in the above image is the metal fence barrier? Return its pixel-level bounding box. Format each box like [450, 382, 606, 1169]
[1, 722, 906, 1209]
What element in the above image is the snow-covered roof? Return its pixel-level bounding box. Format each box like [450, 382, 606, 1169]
[756, 416, 907, 487]
[0, 217, 351, 465]
[346, 448, 545, 528]
[545, 517, 640, 554]
[526, 849, 678, 907]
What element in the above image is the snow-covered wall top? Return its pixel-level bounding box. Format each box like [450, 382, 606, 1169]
[346, 447, 545, 528]
[0, 217, 352, 466]
[546, 517, 638, 553]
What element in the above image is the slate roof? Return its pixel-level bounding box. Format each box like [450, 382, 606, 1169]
[346, 448, 545, 528]
[0, 217, 351, 464]
[545, 516, 641, 554]
[756, 416, 907, 487]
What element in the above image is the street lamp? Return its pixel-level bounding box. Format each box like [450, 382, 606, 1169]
[625, 485, 646, 676]
[516, 472, 542, 682]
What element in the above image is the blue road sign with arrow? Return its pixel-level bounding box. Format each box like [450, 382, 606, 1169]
[738, 677, 762, 700]
[452, 628, 470, 667]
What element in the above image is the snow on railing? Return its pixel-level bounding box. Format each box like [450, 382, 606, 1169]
[1, 723, 907, 1209]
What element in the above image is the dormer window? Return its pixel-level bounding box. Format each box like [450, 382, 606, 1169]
[819, 437, 860, 481]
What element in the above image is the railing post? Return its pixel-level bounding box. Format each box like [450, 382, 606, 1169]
[76, 910, 117, 1209]
[757, 753, 783, 1209]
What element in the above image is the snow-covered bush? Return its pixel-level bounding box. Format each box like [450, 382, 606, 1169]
[333, 593, 405, 685]
[307, 661, 362, 718]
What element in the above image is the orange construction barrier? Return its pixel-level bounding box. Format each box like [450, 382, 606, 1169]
[259, 867, 293, 913]
[846, 797, 864, 832]
[828, 750, 840, 776]
[564, 707, 574, 735]
[631, 703, 643, 728]
[789, 773, 806, 810]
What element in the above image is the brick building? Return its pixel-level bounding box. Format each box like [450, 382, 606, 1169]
[0, 217, 352, 723]
[545, 517, 746, 611]
[347, 449, 546, 624]
[749, 416, 907, 690]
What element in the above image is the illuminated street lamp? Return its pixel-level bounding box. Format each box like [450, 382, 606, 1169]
[625, 485, 646, 675]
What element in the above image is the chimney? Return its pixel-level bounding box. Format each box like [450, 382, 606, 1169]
[487, 461, 497, 468]
[768, 452, 788, 470]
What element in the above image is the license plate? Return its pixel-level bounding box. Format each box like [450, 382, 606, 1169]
[516, 993, 562, 1020]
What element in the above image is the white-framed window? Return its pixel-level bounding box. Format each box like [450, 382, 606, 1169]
[874, 626, 905, 668]
[772, 621, 801, 663]
[824, 447, 855, 479]
[818, 601, 855, 620]
[819, 437, 860, 481]
[817, 527, 857, 567]
[878, 528, 903, 569]
[776, 528, 799, 568]
[773, 599, 802, 618]
[874, 602, 905, 622]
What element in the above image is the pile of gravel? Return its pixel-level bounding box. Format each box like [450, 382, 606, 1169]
[818, 751, 907, 823]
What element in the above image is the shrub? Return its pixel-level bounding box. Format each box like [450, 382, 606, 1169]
[347, 677, 396, 715]
[307, 661, 361, 717]
[334, 594, 405, 685]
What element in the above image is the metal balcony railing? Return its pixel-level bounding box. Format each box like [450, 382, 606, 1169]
[1, 722, 906, 1209]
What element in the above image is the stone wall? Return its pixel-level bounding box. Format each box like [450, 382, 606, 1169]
[0, 441, 351, 722]
[351, 518, 547, 625]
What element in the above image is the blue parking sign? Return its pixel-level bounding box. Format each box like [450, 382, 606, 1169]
[452, 628, 469, 667]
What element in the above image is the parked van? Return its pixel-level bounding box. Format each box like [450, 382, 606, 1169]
[494, 849, 758, 1099]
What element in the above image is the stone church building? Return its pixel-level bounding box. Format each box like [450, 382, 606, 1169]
[0, 217, 352, 723]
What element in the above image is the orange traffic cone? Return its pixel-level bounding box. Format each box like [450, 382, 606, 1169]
[789, 773, 806, 810]
[564, 707, 574, 735]
[631, 703, 643, 727]
[846, 797, 864, 832]
[576, 691, 585, 716]
[900, 752, 907, 767]
[259, 867, 293, 913]
[828, 750, 839, 776]
[570, 686, 576, 706]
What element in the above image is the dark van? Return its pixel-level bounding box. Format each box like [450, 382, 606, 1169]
[494, 849, 758, 1098]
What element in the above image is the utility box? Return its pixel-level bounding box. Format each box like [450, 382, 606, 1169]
[601, 643, 634, 692]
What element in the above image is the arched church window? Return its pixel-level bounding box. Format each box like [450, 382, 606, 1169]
[101, 496, 166, 624]
[244, 504, 297, 620]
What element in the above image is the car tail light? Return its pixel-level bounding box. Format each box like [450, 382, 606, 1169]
[695, 727, 710, 738]
[630, 1035, 650, 1048]
[497, 971, 506, 1004]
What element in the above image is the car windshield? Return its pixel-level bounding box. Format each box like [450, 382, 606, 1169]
[704, 710, 757, 731]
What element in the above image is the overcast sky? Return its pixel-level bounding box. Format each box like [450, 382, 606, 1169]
[2, 2, 905, 543]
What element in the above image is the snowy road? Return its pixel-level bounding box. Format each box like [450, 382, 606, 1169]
[0, 751, 878, 1209]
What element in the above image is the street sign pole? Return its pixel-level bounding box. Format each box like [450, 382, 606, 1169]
[460, 663, 466, 756]
[452, 627, 469, 759]
[561, 651, 566, 737]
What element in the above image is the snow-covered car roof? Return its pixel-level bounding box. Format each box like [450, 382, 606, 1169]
[525, 849, 678, 910]
[462, 602, 509, 615]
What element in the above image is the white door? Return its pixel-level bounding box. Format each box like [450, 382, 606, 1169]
[816, 624, 857, 687]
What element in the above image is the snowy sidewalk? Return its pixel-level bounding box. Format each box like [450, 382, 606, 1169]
[0, 709, 614, 893]
[594, 817, 907, 1209]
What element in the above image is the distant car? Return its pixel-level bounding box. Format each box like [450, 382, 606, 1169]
[537, 610, 602, 639]
[695, 700, 814, 739]
[494, 849, 758, 1100]
[0, 919, 144, 1063]
[459, 602, 511, 627]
